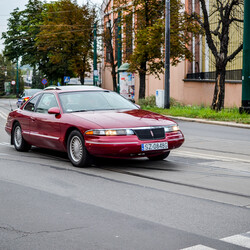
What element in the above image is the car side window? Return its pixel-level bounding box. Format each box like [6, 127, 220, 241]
[36, 93, 58, 114]
[23, 94, 41, 112]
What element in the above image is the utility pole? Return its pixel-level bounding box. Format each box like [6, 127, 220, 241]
[164, 0, 170, 109]
[240, 1, 250, 113]
[16, 58, 19, 96]
[93, 23, 97, 86]
[117, 11, 122, 93]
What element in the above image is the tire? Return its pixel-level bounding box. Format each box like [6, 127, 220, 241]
[13, 123, 31, 152]
[147, 151, 170, 161]
[67, 130, 91, 167]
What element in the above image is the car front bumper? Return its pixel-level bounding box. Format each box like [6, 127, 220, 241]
[85, 131, 184, 158]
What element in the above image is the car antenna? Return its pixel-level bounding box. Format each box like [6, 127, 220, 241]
[9, 100, 13, 111]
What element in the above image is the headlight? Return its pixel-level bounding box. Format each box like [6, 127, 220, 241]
[85, 129, 135, 136]
[164, 125, 179, 133]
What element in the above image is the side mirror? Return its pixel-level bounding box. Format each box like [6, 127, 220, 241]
[48, 107, 60, 115]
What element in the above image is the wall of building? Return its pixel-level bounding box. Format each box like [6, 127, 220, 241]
[101, 61, 242, 108]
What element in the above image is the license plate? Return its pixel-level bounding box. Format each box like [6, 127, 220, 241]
[141, 142, 168, 151]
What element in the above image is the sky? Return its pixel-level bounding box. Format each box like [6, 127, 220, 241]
[0, 0, 102, 52]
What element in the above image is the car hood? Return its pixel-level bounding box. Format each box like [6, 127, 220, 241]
[71, 109, 176, 129]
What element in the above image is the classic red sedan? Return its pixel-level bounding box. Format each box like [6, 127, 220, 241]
[5, 86, 184, 167]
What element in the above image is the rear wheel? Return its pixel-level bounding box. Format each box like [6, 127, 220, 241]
[13, 123, 31, 151]
[67, 130, 91, 167]
[147, 151, 170, 161]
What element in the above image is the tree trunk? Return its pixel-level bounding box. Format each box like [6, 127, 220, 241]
[211, 66, 226, 111]
[80, 72, 85, 85]
[80, 56, 86, 85]
[61, 76, 64, 86]
[111, 64, 117, 92]
[105, 26, 117, 92]
[139, 61, 146, 99]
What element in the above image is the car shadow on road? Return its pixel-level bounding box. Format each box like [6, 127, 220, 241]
[93, 157, 181, 172]
[28, 147, 181, 172]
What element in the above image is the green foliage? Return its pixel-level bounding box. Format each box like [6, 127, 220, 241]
[138, 95, 156, 107]
[2, 8, 22, 62]
[36, 0, 96, 83]
[0, 53, 17, 94]
[21, 0, 44, 67]
[2, 0, 96, 84]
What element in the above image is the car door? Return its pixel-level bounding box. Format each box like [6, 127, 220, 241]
[29, 93, 63, 150]
[21, 93, 42, 143]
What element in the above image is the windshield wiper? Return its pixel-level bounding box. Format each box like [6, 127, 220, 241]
[69, 109, 87, 113]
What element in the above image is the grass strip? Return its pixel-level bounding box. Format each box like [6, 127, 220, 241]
[142, 106, 250, 124]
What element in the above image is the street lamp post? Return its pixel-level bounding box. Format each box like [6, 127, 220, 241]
[117, 11, 122, 94]
[93, 23, 97, 86]
[164, 0, 170, 109]
[240, 1, 250, 113]
[16, 58, 19, 96]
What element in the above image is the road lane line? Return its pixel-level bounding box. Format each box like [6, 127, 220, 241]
[173, 150, 250, 164]
[181, 232, 250, 250]
[0, 112, 7, 120]
[181, 245, 216, 250]
[0, 142, 11, 147]
[221, 232, 250, 248]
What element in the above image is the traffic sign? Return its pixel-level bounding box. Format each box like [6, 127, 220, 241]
[11, 80, 16, 86]
[42, 78, 48, 85]
[64, 76, 70, 83]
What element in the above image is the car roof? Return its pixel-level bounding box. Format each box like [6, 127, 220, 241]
[43, 85, 103, 92]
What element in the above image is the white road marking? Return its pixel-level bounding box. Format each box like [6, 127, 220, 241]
[221, 232, 250, 248]
[173, 150, 250, 164]
[0, 142, 11, 147]
[181, 231, 250, 250]
[0, 111, 7, 120]
[181, 245, 216, 250]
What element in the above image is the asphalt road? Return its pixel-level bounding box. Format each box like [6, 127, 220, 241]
[0, 98, 250, 250]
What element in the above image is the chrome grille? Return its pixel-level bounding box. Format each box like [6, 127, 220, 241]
[134, 128, 165, 140]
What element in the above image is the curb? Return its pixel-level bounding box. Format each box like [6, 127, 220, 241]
[168, 116, 250, 129]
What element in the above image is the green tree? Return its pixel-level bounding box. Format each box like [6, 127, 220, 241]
[114, 0, 199, 99]
[3, 0, 96, 85]
[0, 53, 21, 95]
[2, 8, 23, 64]
[36, 0, 96, 84]
[21, 0, 44, 67]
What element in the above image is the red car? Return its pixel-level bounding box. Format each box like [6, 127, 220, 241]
[5, 86, 184, 167]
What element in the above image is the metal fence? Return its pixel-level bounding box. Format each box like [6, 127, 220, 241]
[186, 69, 242, 81]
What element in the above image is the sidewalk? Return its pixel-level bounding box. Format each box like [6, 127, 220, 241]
[168, 116, 250, 129]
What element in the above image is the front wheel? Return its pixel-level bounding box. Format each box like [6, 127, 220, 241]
[67, 130, 91, 167]
[13, 123, 31, 152]
[147, 151, 170, 161]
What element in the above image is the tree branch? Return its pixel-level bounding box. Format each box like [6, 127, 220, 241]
[199, 0, 218, 58]
[226, 43, 243, 63]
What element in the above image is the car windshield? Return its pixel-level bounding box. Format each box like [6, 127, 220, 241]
[59, 91, 138, 113]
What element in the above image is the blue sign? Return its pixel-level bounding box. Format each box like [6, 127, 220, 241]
[42, 78, 48, 85]
[64, 76, 70, 83]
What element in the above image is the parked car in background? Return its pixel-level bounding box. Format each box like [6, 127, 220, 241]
[6, 86, 184, 167]
[16, 89, 42, 108]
